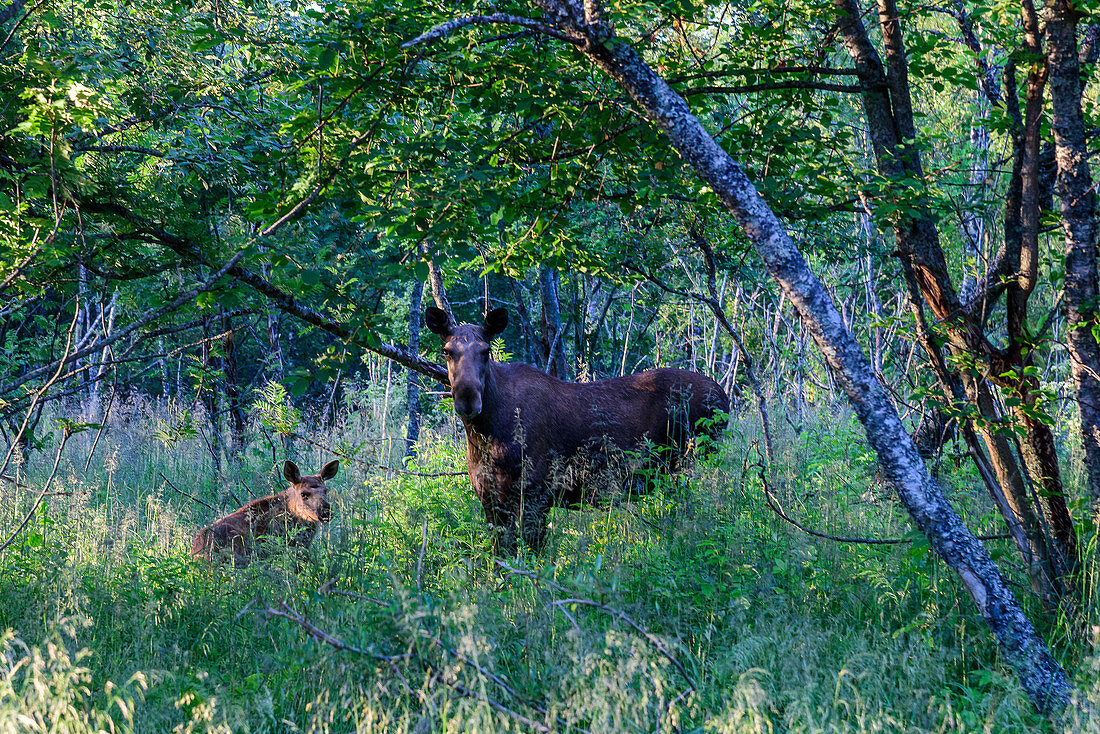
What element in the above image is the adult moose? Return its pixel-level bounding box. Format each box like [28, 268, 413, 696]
[426, 306, 728, 554]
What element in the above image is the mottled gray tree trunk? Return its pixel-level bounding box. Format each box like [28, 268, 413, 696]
[581, 23, 1072, 715]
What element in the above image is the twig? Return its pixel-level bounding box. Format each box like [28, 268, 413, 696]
[261, 601, 408, 662]
[159, 471, 216, 512]
[495, 559, 573, 594]
[82, 385, 117, 472]
[317, 580, 391, 607]
[497, 560, 697, 692]
[416, 517, 429, 595]
[0, 296, 81, 478]
[0, 429, 71, 554]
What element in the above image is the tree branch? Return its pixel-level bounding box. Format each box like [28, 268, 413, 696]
[76, 198, 449, 383]
[402, 14, 582, 48]
[683, 80, 864, 95]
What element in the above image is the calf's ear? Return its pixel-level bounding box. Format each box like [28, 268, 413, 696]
[320, 460, 339, 480]
[283, 460, 301, 484]
[425, 307, 453, 336]
[483, 307, 508, 340]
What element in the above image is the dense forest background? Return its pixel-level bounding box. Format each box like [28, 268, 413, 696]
[4, 0, 1100, 730]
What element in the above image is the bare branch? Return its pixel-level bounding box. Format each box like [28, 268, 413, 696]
[0, 248, 248, 400]
[684, 80, 864, 95]
[262, 602, 408, 662]
[159, 471, 217, 512]
[72, 144, 167, 158]
[287, 430, 465, 477]
[402, 14, 581, 49]
[0, 428, 70, 554]
[667, 65, 862, 82]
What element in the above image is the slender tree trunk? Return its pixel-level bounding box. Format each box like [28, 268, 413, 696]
[958, 98, 991, 303]
[259, 246, 285, 383]
[221, 309, 246, 463]
[1047, 0, 1100, 513]
[159, 336, 169, 401]
[539, 265, 567, 378]
[510, 276, 544, 365]
[379, 360, 392, 465]
[201, 316, 223, 476]
[405, 280, 424, 460]
[1003, 0, 1079, 588]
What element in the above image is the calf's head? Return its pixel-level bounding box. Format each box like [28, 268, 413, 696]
[426, 307, 508, 419]
[283, 460, 338, 524]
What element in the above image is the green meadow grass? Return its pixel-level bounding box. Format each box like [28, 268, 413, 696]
[1, 392, 1096, 732]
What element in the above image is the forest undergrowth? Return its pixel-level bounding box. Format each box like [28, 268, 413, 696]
[1, 389, 1097, 733]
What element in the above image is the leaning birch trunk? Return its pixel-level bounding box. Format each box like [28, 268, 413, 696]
[582, 29, 1073, 716]
[403, 3, 1074, 715]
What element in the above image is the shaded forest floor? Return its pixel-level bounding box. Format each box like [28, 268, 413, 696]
[1, 392, 1098, 732]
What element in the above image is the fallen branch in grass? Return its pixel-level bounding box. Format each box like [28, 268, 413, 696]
[262, 601, 409, 662]
[258, 597, 573, 733]
[159, 472, 216, 512]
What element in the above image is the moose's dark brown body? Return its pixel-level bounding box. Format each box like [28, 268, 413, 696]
[427, 307, 728, 554]
[191, 460, 338, 568]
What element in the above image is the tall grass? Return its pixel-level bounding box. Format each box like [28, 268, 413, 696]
[0, 387, 1090, 732]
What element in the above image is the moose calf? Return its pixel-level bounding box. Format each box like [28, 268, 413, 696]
[191, 460, 338, 568]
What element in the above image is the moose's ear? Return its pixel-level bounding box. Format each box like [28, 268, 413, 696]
[483, 308, 508, 340]
[320, 460, 339, 480]
[283, 461, 301, 484]
[425, 307, 453, 337]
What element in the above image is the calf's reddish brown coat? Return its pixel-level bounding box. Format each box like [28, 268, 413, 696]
[426, 307, 729, 554]
[191, 460, 338, 567]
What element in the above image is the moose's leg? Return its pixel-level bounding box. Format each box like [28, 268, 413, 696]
[190, 529, 209, 560]
[519, 485, 553, 553]
[229, 532, 251, 568]
[480, 498, 519, 556]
